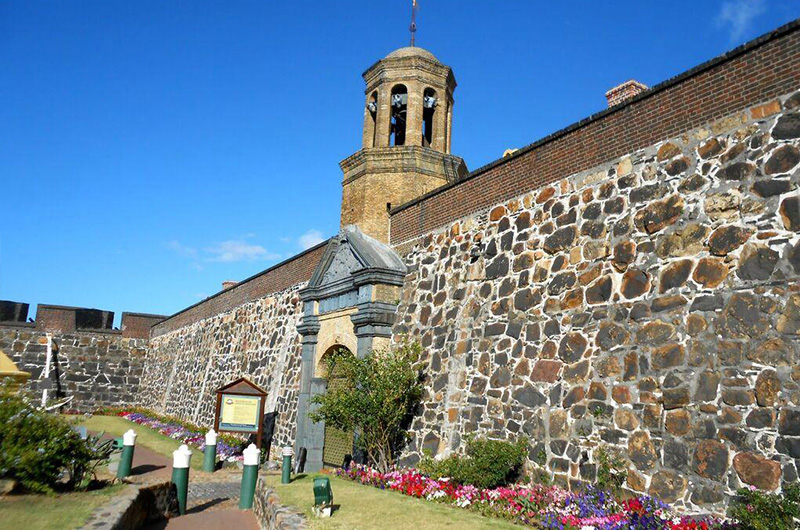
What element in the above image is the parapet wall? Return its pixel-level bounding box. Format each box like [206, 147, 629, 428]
[151, 243, 327, 336]
[0, 302, 164, 411]
[389, 19, 800, 247]
[391, 89, 800, 512]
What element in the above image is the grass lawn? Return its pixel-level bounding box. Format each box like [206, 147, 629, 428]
[263, 473, 521, 530]
[1, 414, 209, 530]
[0, 483, 124, 530]
[73, 414, 205, 471]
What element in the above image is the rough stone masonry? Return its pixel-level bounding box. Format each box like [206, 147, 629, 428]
[391, 92, 800, 512]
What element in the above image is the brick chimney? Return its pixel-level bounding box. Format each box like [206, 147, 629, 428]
[605, 80, 649, 107]
[222, 281, 238, 290]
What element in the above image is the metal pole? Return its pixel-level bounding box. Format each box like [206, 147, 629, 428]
[41, 333, 52, 408]
[203, 429, 217, 473]
[239, 444, 260, 510]
[171, 444, 192, 515]
[116, 429, 137, 479]
[281, 446, 294, 485]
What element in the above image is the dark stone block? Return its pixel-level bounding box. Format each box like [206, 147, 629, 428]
[737, 245, 778, 281]
[772, 113, 800, 140]
[485, 255, 509, 279]
[752, 179, 794, 197]
[550, 439, 567, 455]
[664, 438, 689, 470]
[558, 333, 588, 363]
[775, 436, 800, 458]
[543, 226, 577, 255]
[692, 439, 729, 480]
[629, 431, 658, 471]
[708, 225, 753, 256]
[690, 295, 723, 312]
[485, 323, 505, 337]
[586, 276, 612, 304]
[513, 385, 546, 408]
[582, 203, 602, 220]
[716, 161, 755, 181]
[548, 271, 577, 296]
[779, 410, 800, 435]
[630, 183, 668, 203]
[746, 409, 775, 429]
[621, 268, 650, 299]
[780, 196, 800, 231]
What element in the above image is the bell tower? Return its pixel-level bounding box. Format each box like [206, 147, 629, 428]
[340, 46, 468, 243]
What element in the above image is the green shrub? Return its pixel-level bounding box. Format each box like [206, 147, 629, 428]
[728, 483, 800, 530]
[0, 389, 108, 493]
[420, 436, 527, 489]
[595, 446, 627, 496]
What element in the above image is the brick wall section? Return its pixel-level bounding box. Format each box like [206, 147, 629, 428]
[121, 313, 167, 339]
[151, 241, 329, 336]
[35, 305, 78, 332]
[389, 19, 800, 246]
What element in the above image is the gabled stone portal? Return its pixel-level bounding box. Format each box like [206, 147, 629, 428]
[294, 225, 406, 471]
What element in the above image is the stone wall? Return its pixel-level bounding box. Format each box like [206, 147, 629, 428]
[253, 475, 307, 530]
[391, 91, 800, 512]
[139, 285, 305, 457]
[0, 324, 149, 411]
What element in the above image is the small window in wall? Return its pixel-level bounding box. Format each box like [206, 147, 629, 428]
[422, 88, 437, 148]
[366, 91, 378, 147]
[390, 84, 408, 146]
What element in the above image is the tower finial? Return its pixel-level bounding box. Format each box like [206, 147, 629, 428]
[409, 0, 418, 47]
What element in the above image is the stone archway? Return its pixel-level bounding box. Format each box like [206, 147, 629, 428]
[318, 344, 355, 468]
[295, 225, 407, 472]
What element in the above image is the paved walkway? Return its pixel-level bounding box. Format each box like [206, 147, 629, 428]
[188, 480, 241, 501]
[142, 509, 259, 530]
[94, 431, 259, 530]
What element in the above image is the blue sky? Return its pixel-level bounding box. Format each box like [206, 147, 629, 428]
[1, 1, 798, 323]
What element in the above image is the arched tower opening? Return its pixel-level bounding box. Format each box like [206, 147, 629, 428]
[365, 91, 378, 148]
[422, 87, 437, 148]
[390, 84, 408, 146]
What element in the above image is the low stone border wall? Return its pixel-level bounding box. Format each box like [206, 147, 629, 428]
[253, 475, 307, 530]
[81, 480, 178, 530]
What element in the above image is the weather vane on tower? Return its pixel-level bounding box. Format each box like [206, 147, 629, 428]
[409, 0, 418, 47]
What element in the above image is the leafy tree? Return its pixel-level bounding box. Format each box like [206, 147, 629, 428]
[310, 341, 424, 473]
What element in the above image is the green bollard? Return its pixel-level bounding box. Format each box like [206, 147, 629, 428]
[281, 446, 294, 484]
[239, 444, 260, 510]
[203, 429, 217, 473]
[116, 429, 137, 479]
[171, 444, 192, 515]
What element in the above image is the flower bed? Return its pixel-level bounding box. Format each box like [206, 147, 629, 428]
[336, 464, 733, 530]
[97, 407, 246, 461]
